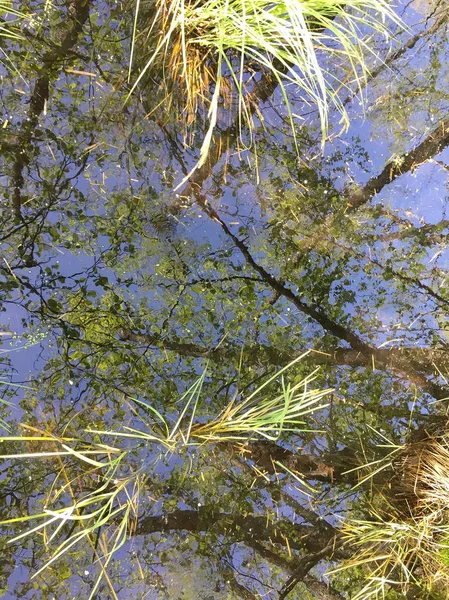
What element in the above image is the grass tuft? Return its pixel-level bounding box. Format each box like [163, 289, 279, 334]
[333, 433, 449, 598]
[0, 356, 330, 591]
[128, 0, 404, 179]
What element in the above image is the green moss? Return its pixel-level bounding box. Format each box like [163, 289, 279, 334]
[437, 533, 449, 567]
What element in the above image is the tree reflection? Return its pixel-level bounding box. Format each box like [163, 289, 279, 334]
[1, 0, 449, 598]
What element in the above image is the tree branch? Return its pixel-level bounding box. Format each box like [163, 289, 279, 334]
[118, 327, 449, 400]
[347, 117, 449, 210]
[7, 0, 90, 223]
[376, 218, 449, 244]
[137, 508, 336, 555]
[343, 8, 449, 107]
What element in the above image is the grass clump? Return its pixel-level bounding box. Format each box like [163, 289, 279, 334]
[334, 433, 449, 599]
[0, 355, 330, 594]
[129, 0, 403, 179]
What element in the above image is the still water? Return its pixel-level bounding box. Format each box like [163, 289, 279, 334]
[0, 1, 449, 598]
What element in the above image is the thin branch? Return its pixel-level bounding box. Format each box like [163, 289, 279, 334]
[223, 563, 261, 600]
[278, 535, 344, 600]
[246, 538, 345, 599]
[343, 8, 449, 106]
[7, 0, 90, 223]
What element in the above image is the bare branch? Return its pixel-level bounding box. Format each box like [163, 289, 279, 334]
[343, 9, 449, 107]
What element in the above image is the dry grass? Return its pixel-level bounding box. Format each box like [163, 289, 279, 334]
[333, 434, 449, 598]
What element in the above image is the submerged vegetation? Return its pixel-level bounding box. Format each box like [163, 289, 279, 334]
[1, 0, 449, 598]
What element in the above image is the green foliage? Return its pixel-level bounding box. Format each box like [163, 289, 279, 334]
[0, 0, 447, 596]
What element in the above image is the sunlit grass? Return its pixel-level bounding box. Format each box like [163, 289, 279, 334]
[129, 0, 404, 181]
[0, 1, 25, 39]
[331, 434, 449, 598]
[0, 1, 27, 74]
[0, 354, 330, 592]
[333, 513, 449, 599]
[0, 426, 135, 600]
[188, 360, 330, 442]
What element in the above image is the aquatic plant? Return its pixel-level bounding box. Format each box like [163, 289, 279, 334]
[333, 433, 449, 598]
[0, 355, 330, 597]
[0, 1, 24, 39]
[129, 0, 404, 178]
